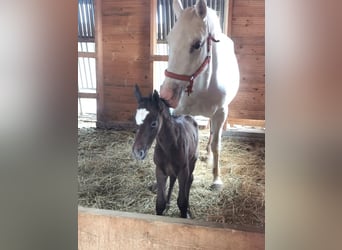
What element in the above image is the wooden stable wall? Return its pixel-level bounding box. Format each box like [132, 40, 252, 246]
[96, 0, 265, 128]
[96, 0, 152, 128]
[229, 0, 265, 125]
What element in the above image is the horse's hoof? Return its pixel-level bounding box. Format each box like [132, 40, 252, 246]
[186, 210, 192, 219]
[148, 182, 158, 193]
[210, 179, 223, 191]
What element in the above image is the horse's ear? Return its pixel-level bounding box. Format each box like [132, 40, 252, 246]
[134, 84, 142, 102]
[195, 0, 207, 19]
[173, 0, 183, 19]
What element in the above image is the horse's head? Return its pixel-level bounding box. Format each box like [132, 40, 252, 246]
[160, 0, 222, 108]
[132, 85, 169, 160]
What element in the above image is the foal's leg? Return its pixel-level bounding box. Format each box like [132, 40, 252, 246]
[184, 173, 194, 218]
[165, 175, 176, 212]
[155, 167, 167, 215]
[177, 166, 190, 218]
[210, 108, 227, 188]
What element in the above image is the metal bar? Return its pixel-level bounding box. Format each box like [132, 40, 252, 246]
[78, 1, 83, 38]
[78, 58, 85, 90]
[89, 0, 95, 38]
[162, 0, 167, 41]
[80, 1, 86, 39]
[87, 57, 95, 89]
[157, 0, 162, 41]
[170, 0, 175, 27]
[81, 57, 89, 89]
[85, 0, 91, 38]
[165, 0, 170, 39]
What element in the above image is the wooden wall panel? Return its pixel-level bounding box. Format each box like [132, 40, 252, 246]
[97, 0, 152, 128]
[228, 0, 265, 123]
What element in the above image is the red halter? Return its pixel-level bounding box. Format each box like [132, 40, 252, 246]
[164, 34, 220, 96]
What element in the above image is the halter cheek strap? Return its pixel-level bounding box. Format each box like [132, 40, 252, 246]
[164, 34, 220, 96]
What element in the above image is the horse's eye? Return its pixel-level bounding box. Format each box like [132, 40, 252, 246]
[192, 40, 202, 50]
[151, 121, 158, 128]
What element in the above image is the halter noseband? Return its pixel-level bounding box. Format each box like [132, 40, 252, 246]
[164, 33, 220, 96]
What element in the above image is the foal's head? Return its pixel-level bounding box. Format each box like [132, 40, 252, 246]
[132, 85, 170, 160]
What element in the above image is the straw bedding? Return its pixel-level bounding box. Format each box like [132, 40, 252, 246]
[78, 127, 264, 229]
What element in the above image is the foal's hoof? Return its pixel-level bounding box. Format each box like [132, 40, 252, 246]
[148, 182, 158, 193]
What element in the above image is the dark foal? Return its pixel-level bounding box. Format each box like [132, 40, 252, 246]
[132, 85, 199, 218]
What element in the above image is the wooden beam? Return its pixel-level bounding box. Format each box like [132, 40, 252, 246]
[78, 92, 97, 99]
[227, 0, 234, 37]
[78, 52, 96, 58]
[150, 55, 168, 61]
[95, 0, 104, 125]
[227, 118, 265, 128]
[78, 207, 264, 250]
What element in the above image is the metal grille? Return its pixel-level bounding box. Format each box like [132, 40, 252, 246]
[156, 0, 226, 42]
[78, 0, 95, 42]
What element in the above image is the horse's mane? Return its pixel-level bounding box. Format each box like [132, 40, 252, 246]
[205, 7, 222, 37]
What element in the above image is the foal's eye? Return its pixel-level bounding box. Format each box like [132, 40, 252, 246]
[151, 121, 158, 128]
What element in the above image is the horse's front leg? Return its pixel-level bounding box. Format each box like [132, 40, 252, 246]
[155, 167, 167, 215]
[210, 108, 227, 189]
[206, 120, 213, 164]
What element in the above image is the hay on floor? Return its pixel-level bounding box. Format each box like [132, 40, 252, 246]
[78, 127, 264, 229]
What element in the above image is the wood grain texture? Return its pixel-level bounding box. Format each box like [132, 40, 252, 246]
[78, 207, 265, 250]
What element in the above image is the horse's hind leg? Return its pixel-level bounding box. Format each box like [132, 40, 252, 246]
[155, 167, 167, 215]
[165, 176, 176, 212]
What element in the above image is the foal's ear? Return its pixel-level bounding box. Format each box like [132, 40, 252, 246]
[195, 0, 207, 19]
[152, 90, 163, 110]
[173, 0, 183, 19]
[134, 84, 142, 102]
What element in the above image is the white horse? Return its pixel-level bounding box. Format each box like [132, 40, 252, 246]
[160, 0, 240, 188]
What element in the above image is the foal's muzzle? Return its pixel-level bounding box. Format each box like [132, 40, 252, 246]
[133, 147, 146, 160]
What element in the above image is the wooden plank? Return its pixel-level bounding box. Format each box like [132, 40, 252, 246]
[226, 118, 265, 128]
[95, 0, 105, 123]
[78, 92, 97, 98]
[231, 16, 264, 37]
[78, 207, 264, 250]
[235, 42, 265, 55]
[227, 0, 233, 37]
[228, 109, 265, 120]
[78, 51, 96, 58]
[232, 0, 265, 17]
